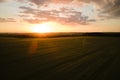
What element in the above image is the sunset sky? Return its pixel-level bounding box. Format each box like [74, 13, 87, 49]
[0, 0, 120, 33]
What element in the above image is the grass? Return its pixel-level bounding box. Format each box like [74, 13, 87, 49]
[0, 36, 120, 80]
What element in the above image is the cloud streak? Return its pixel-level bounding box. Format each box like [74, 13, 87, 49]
[0, 18, 16, 22]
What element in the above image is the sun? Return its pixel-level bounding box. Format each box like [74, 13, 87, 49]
[32, 23, 52, 33]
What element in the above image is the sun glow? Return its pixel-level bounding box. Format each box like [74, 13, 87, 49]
[31, 22, 72, 33]
[32, 23, 53, 33]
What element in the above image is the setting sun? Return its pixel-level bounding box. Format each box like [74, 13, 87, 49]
[32, 23, 52, 33]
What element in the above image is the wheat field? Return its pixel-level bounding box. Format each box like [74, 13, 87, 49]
[0, 36, 120, 80]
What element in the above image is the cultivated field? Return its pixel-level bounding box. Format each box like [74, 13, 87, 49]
[0, 36, 120, 80]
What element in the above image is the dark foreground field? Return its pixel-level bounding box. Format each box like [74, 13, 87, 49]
[0, 36, 120, 80]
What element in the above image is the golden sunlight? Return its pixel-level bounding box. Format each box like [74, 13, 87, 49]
[32, 23, 52, 33]
[31, 22, 72, 33]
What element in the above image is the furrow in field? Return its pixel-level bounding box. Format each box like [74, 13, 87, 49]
[18, 40, 115, 80]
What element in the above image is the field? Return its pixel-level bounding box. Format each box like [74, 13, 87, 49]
[0, 36, 120, 80]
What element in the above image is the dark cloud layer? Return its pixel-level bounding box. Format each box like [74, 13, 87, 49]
[17, 0, 74, 5]
[17, 0, 120, 24]
[4, 0, 120, 19]
[79, 0, 120, 18]
[0, 0, 6, 2]
[29, 0, 48, 5]
[101, 0, 120, 18]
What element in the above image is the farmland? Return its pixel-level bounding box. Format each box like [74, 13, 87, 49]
[0, 36, 120, 80]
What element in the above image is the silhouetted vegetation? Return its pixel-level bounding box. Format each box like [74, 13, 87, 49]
[0, 32, 120, 38]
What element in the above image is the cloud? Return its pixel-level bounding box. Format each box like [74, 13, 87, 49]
[17, 0, 120, 25]
[87, 19, 96, 22]
[101, 0, 120, 18]
[29, 0, 48, 5]
[19, 6, 38, 14]
[19, 6, 89, 25]
[17, 0, 74, 6]
[79, 0, 120, 18]
[23, 18, 48, 24]
[51, 0, 74, 4]
[29, 0, 74, 5]
[0, 0, 6, 2]
[0, 18, 16, 22]
[17, 0, 120, 18]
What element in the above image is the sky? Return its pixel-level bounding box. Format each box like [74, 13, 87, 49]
[0, 0, 120, 33]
